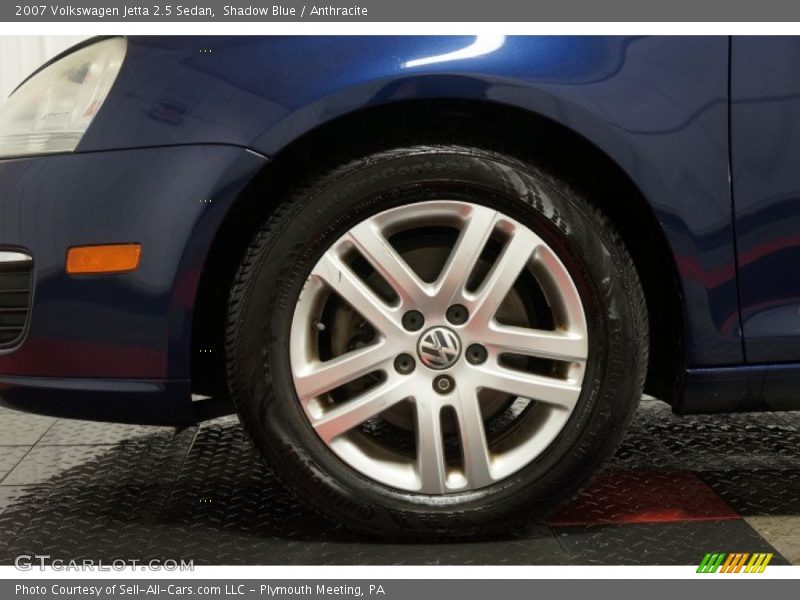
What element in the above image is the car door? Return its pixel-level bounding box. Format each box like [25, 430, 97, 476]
[732, 36, 800, 362]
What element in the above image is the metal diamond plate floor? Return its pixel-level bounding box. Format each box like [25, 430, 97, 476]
[0, 398, 798, 565]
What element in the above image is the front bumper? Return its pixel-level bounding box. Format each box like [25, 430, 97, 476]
[0, 145, 267, 423]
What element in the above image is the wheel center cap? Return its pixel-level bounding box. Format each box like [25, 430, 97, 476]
[417, 326, 462, 370]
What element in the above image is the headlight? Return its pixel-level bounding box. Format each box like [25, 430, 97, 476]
[0, 37, 126, 159]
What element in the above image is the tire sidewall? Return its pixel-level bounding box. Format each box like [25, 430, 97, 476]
[229, 147, 643, 534]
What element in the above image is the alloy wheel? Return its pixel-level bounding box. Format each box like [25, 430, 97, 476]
[290, 200, 588, 494]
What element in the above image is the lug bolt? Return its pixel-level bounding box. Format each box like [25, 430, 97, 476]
[433, 374, 455, 394]
[466, 344, 488, 365]
[402, 310, 425, 331]
[446, 304, 469, 325]
[394, 353, 416, 375]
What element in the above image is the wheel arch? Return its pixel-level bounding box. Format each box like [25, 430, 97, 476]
[190, 98, 685, 406]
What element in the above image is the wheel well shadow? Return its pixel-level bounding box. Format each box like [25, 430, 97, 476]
[190, 100, 684, 408]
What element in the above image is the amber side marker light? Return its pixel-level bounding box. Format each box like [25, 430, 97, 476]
[66, 244, 142, 275]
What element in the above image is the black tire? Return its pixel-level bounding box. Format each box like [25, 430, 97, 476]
[226, 144, 648, 538]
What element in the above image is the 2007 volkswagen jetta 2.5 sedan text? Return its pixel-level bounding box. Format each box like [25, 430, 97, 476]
[1, 35, 797, 537]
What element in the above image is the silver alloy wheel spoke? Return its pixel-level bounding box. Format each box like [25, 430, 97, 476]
[312, 376, 408, 442]
[467, 226, 540, 322]
[294, 343, 395, 402]
[483, 324, 588, 362]
[436, 204, 498, 304]
[291, 200, 588, 493]
[414, 397, 448, 493]
[532, 243, 588, 329]
[346, 222, 430, 309]
[312, 252, 402, 336]
[453, 387, 494, 489]
[473, 364, 582, 409]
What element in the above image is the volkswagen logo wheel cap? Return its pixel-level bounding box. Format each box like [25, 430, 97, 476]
[417, 326, 462, 370]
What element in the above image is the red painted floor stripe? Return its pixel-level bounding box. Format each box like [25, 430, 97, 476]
[547, 470, 740, 526]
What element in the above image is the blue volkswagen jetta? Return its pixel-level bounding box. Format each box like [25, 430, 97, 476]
[0, 35, 797, 537]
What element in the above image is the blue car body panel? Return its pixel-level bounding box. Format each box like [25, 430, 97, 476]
[80, 35, 739, 367]
[731, 36, 800, 364]
[0, 146, 266, 394]
[1, 34, 796, 422]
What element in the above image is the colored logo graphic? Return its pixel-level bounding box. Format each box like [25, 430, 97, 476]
[697, 552, 773, 573]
